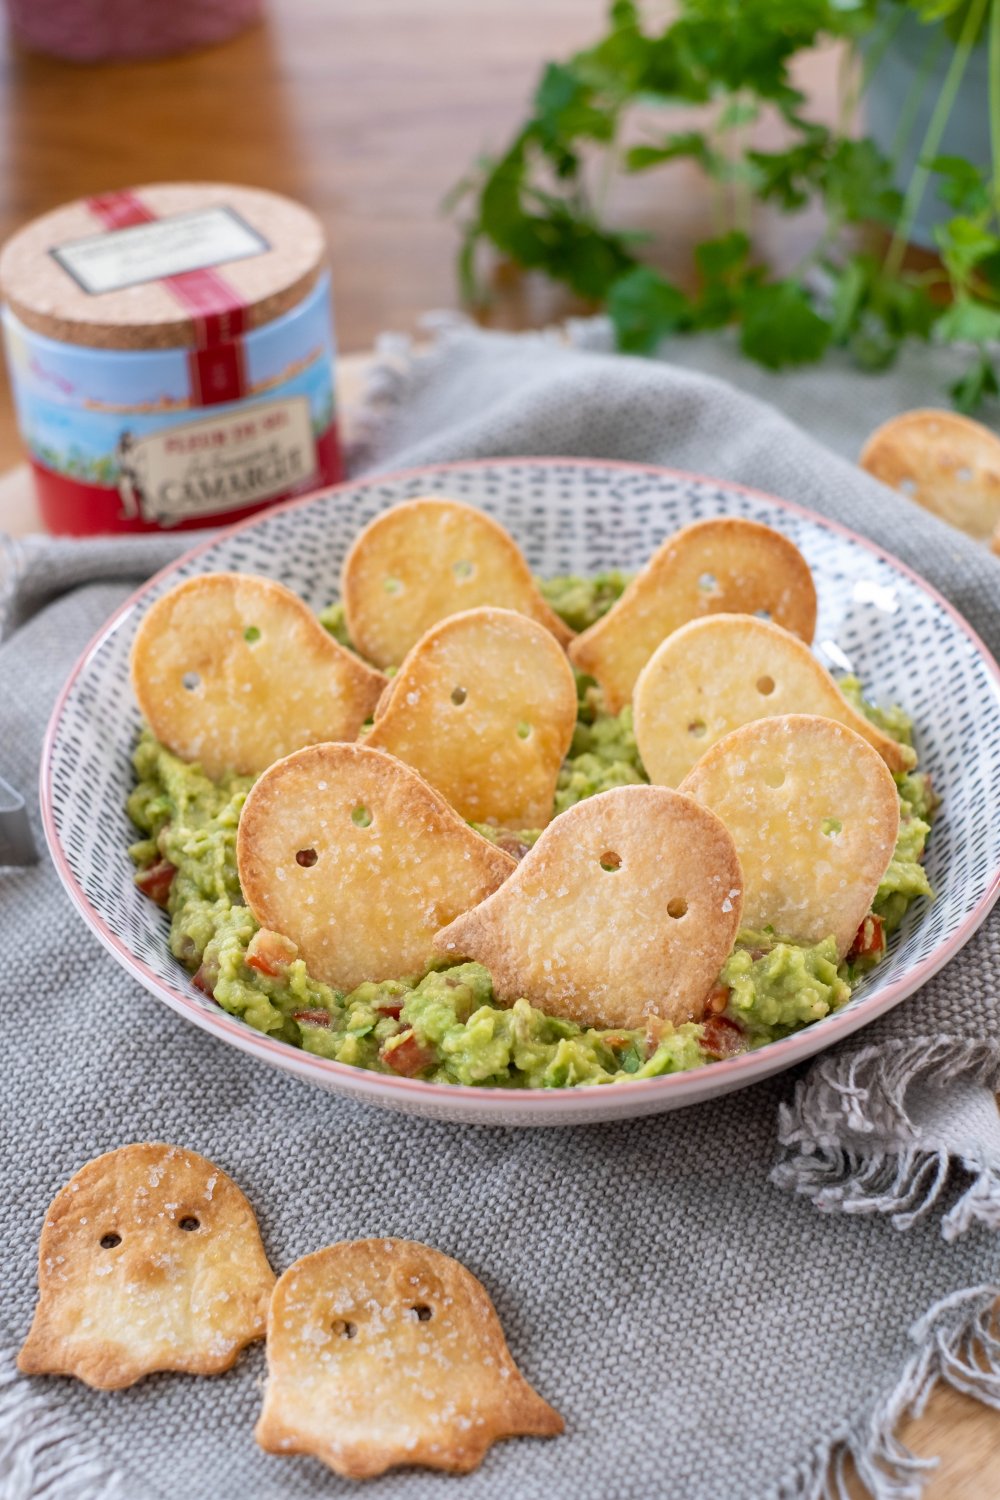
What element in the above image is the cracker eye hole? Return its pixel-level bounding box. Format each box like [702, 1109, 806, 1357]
[451, 685, 468, 706]
[898, 477, 917, 497]
[351, 805, 372, 828]
[383, 578, 403, 595]
[822, 817, 843, 838]
[243, 625, 261, 643]
[178, 1216, 201, 1232]
[452, 560, 474, 580]
[599, 851, 621, 872]
[333, 1319, 358, 1339]
[754, 608, 771, 621]
[409, 1304, 433, 1322]
[667, 897, 688, 919]
[516, 721, 532, 740]
[688, 719, 707, 738]
[956, 466, 973, 482]
[698, 572, 718, 592]
[99, 1232, 121, 1249]
[296, 847, 318, 867]
[756, 675, 775, 696]
[763, 767, 785, 789]
[182, 671, 201, 691]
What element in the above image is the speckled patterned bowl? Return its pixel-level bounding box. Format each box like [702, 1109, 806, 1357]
[41, 460, 1000, 1124]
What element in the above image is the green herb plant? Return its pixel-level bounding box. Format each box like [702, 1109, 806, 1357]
[451, 0, 1000, 410]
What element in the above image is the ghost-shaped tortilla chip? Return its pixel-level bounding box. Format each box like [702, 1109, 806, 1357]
[131, 572, 387, 778]
[680, 715, 900, 957]
[366, 607, 577, 827]
[255, 1238, 563, 1478]
[341, 496, 573, 668]
[569, 518, 817, 712]
[435, 785, 743, 1030]
[17, 1144, 275, 1390]
[634, 614, 915, 786]
[237, 742, 517, 992]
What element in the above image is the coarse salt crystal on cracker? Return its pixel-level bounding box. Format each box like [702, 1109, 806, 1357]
[254, 1238, 563, 1478]
[569, 517, 817, 713]
[17, 1144, 275, 1390]
[366, 607, 577, 827]
[341, 495, 573, 668]
[435, 784, 743, 1030]
[680, 714, 899, 957]
[130, 572, 387, 778]
[633, 613, 915, 786]
[237, 742, 516, 992]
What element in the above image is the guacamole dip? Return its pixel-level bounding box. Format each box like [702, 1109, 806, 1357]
[128, 578, 936, 1089]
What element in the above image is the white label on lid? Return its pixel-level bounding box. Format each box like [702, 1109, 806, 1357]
[51, 207, 269, 296]
[116, 396, 316, 526]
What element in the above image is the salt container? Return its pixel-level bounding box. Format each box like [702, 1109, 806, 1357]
[0, 182, 340, 533]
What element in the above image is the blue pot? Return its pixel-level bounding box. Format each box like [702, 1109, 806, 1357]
[864, 12, 991, 248]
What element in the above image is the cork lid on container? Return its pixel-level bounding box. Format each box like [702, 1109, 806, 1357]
[0, 183, 327, 350]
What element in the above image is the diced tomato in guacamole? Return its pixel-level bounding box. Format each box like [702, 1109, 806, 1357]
[128, 577, 934, 1090]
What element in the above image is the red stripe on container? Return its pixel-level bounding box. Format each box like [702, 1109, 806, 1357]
[86, 190, 250, 400]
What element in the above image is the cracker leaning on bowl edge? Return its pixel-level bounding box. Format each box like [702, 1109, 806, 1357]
[255, 1238, 563, 1478]
[633, 613, 914, 786]
[17, 1143, 275, 1390]
[568, 517, 818, 714]
[130, 572, 387, 779]
[680, 714, 900, 958]
[341, 494, 574, 668]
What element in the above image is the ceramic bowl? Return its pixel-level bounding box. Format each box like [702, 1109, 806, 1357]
[41, 459, 1000, 1124]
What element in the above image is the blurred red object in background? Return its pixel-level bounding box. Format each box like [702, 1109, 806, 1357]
[4, 0, 263, 62]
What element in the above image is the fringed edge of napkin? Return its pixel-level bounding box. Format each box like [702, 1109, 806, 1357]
[772, 1038, 1000, 1241]
[0, 1352, 125, 1499]
[777, 1284, 1000, 1500]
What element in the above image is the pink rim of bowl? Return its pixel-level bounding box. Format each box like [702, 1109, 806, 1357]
[40, 457, 1000, 1116]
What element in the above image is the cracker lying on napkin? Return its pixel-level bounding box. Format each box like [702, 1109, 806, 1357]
[255, 1237, 563, 1478]
[18, 1143, 275, 1390]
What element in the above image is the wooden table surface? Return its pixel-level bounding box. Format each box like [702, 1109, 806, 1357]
[0, 5, 996, 1494]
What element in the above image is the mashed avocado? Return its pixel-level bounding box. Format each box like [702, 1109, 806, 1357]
[128, 579, 935, 1089]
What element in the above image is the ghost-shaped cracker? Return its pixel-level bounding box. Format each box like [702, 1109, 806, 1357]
[435, 784, 743, 1030]
[17, 1143, 275, 1390]
[237, 742, 516, 992]
[680, 714, 900, 957]
[365, 607, 577, 827]
[341, 495, 573, 668]
[131, 572, 387, 778]
[255, 1238, 563, 1477]
[634, 614, 915, 786]
[569, 517, 817, 712]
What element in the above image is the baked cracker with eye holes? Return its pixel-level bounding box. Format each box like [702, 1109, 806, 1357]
[341, 495, 573, 668]
[859, 408, 1000, 548]
[255, 1237, 563, 1478]
[569, 517, 817, 713]
[680, 714, 900, 958]
[131, 572, 387, 779]
[17, 1143, 275, 1391]
[633, 613, 915, 786]
[237, 742, 516, 993]
[435, 784, 743, 1030]
[366, 607, 577, 828]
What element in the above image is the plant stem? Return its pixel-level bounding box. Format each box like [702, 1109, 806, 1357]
[890, 31, 948, 164]
[883, 0, 989, 279]
[990, 0, 1000, 217]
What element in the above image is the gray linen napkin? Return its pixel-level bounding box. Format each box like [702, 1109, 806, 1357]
[2, 327, 999, 1500]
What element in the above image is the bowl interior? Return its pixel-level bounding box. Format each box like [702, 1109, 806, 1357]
[44, 461, 1000, 1120]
